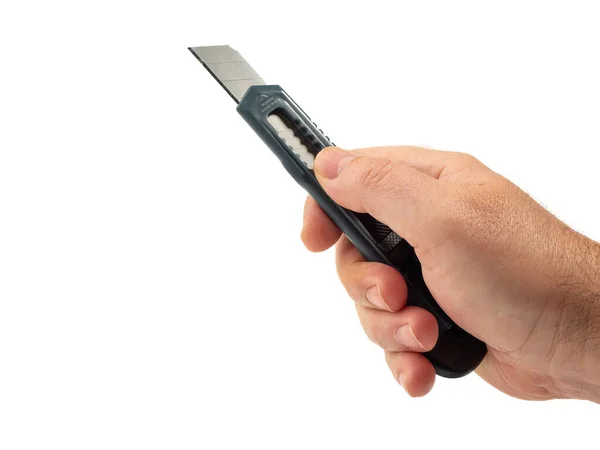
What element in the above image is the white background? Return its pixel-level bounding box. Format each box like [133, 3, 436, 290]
[1, 1, 600, 449]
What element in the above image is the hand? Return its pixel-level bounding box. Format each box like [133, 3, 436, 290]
[301, 146, 600, 401]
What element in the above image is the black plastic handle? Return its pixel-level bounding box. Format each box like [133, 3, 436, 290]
[237, 85, 487, 378]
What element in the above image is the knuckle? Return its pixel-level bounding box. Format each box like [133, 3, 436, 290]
[367, 319, 384, 347]
[355, 304, 373, 337]
[448, 151, 481, 168]
[336, 268, 359, 300]
[384, 351, 402, 379]
[443, 152, 484, 179]
[358, 158, 396, 193]
[360, 312, 386, 348]
[456, 151, 479, 165]
[384, 350, 396, 371]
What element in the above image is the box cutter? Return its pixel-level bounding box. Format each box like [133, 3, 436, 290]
[189, 45, 487, 378]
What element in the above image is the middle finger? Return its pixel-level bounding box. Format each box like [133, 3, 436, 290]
[335, 236, 408, 312]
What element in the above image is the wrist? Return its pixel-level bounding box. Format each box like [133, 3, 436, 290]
[550, 234, 600, 402]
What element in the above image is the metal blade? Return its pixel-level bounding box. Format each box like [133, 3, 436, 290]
[189, 45, 266, 103]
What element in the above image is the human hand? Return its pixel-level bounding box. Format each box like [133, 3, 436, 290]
[301, 146, 600, 401]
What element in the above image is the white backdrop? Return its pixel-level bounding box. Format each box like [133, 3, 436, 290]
[1, 1, 599, 449]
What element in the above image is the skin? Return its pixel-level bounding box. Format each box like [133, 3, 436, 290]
[301, 146, 600, 401]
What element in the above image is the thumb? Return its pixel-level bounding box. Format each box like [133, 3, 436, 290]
[314, 147, 442, 245]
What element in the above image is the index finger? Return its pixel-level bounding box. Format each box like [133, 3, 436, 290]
[301, 196, 341, 252]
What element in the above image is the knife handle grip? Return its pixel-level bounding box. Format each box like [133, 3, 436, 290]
[237, 85, 487, 378]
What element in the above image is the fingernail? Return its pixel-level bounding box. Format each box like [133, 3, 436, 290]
[395, 324, 425, 350]
[365, 285, 390, 311]
[315, 147, 356, 179]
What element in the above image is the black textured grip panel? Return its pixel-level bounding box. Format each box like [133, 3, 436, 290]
[355, 213, 406, 255]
